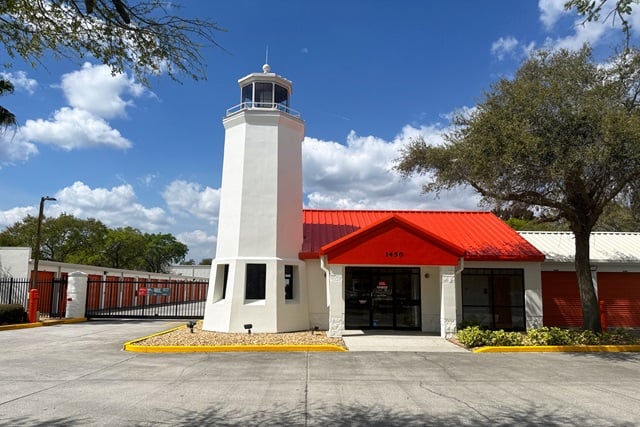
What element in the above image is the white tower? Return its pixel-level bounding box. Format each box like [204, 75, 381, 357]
[202, 64, 308, 333]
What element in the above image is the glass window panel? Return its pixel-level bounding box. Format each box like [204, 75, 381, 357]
[284, 265, 294, 300]
[462, 306, 492, 328]
[245, 263, 266, 300]
[274, 84, 289, 111]
[255, 82, 273, 107]
[462, 275, 490, 306]
[241, 84, 253, 107]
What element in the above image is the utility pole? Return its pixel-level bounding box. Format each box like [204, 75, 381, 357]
[32, 196, 56, 289]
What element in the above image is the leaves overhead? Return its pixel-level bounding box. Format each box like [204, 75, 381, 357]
[565, 0, 637, 47]
[0, 79, 17, 132]
[0, 0, 225, 86]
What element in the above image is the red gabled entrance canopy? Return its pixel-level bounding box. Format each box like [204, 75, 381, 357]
[319, 214, 464, 265]
[300, 210, 545, 263]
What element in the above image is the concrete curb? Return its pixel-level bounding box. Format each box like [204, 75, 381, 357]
[473, 344, 640, 353]
[0, 317, 87, 331]
[123, 325, 348, 353]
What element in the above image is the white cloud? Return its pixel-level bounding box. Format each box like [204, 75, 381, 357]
[176, 229, 216, 261]
[162, 180, 220, 224]
[0, 206, 36, 228]
[491, 36, 520, 60]
[2, 63, 146, 156]
[0, 133, 38, 166]
[0, 71, 38, 94]
[302, 126, 481, 211]
[60, 62, 146, 119]
[539, 0, 569, 30]
[544, 18, 608, 50]
[21, 107, 132, 150]
[54, 181, 171, 232]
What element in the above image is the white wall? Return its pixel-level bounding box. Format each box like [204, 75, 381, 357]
[305, 259, 329, 330]
[420, 266, 441, 333]
[0, 247, 30, 277]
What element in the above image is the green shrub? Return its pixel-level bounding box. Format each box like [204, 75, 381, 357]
[0, 304, 27, 325]
[488, 329, 524, 346]
[456, 326, 490, 347]
[574, 329, 600, 345]
[458, 325, 640, 348]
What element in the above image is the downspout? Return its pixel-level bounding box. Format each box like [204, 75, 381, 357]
[455, 257, 465, 275]
[320, 255, 331, 308]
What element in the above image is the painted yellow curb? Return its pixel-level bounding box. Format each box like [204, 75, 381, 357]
[473, 344, 640, 353]
[0, 317, 87, 331]
[123, 325, 348, 353]
[124, 343, 348, 353]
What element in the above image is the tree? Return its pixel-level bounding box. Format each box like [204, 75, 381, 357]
[140, 232, 188, 273]
[396, 47, 640, 331]
[0, 79, 17, 131]
[199, 258, 212, 266]
[43, 214, 108, 263]
[0, 214, 189, 272]
[101, 226, 146, 270]
[0, 214, 108, 263]
[0, 1, 224, 86]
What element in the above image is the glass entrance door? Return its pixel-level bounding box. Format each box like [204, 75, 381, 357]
[345, 267, 421, 330]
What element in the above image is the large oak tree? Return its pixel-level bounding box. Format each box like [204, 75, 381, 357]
[396, 47, 640, 331]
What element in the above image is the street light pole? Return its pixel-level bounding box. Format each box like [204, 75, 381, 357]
[32, 196, 56, 290]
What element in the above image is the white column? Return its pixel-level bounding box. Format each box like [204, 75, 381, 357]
[327, 265, 345, 337]
[525, 263, 543, 329]
[440, 266, 457, 338]
[65, 271, 88, 319]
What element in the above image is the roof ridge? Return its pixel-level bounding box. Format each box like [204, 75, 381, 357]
[303, 208, 491, 214]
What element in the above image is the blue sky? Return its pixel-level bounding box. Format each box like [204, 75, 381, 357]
[0, 1, 636, 262]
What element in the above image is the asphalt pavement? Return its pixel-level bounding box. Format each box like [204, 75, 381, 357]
[1, 320, 640, 426]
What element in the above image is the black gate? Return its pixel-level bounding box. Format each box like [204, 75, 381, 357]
[85, 277, 208, 319]
[0, 276, 68, 319]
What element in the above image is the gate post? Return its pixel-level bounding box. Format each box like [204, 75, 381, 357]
[66, 271, 88, 319]
[27, 289, 39, 323]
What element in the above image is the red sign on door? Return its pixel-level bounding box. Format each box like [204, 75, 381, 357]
[137, 288, 147, 297]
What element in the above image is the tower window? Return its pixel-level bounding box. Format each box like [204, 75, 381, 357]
[255, 82, 273, 108]
[212, 263, 229, 302]
[274, 84, 289, 112]
[245, 263, 266, 300]
[285, 265, 295, 300]
[241, 84, 253, 108]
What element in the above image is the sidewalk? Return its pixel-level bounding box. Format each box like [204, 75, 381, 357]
[341, 330, 468, 352]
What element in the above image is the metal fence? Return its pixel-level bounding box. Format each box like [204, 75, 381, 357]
[85, 277, 208, 319]
[0, 276, 68, 319]
[0, 277, 30, 306]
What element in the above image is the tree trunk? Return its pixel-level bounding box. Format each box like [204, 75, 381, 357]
[574, 230, 601, 332]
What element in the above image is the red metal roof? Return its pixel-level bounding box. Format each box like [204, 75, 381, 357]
[300, 209, 545, 262]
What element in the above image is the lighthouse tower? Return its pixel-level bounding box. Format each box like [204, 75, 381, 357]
[202, 64, 308, 333]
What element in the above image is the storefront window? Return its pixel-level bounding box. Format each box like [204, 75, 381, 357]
[461, 268, 525, 331]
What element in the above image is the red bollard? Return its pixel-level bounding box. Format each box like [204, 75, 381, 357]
[27, 289, 39, 323]
[599, 300, 607, 332]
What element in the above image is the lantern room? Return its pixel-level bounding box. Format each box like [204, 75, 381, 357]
[227, 63, 296, 115]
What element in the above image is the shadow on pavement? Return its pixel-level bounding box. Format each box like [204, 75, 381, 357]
[1, 402, 634, 426]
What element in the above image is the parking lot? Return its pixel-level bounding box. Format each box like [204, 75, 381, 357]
[1, 320, 640, 426]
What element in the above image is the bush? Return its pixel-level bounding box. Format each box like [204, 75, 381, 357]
[0, 304, 27, 325]
[488, 329, 524, 346]
[457, 325, 640, 348]
[456, 326, 491, 347]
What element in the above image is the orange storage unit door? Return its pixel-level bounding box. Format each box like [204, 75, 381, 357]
[542, 271, 583, 327]
[598, 272, 640, 328]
